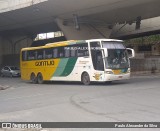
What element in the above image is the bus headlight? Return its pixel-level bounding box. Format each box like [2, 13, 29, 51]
[105, 71, 113, 74]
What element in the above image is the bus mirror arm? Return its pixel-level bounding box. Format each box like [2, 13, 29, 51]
[127, 48, 135, 58]
[101, 48, 108, 58]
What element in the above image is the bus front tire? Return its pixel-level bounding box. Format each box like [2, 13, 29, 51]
[81, 72, 90, 85]
[37, 73, 44, 84]
[30, 73, 37, 84]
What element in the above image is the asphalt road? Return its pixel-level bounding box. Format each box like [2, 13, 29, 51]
[0, 75, 160, 122]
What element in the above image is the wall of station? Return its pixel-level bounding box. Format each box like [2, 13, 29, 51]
[127, 42, 160, 74]
[0, 34, 33, 67]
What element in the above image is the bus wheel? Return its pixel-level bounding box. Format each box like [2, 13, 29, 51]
[30, 73, 37, 84]
[81, 72, 90, 85]
[37, 73, 44, 84]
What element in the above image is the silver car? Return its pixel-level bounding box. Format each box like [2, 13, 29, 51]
[0, 66, 21, 77]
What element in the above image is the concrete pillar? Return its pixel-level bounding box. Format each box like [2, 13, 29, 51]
[55, 18, 111, 40]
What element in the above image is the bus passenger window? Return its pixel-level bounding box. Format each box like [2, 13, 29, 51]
[70, 45, 77, 57]
[58, 47, 64, 58]
[53, 48, 58, 58]
[22, 51, 27, 61]
[77, 43, 89, 57]
[45, 48, 53, 59]
[28, 50, 36, 60]
[64, 47, 70, 58]
[37, 50, 44, 60]
[38, 55, 42, 59]
[70, 50, 76, 57]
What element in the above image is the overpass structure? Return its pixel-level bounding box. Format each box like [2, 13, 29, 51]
[111, 16, 160, 56]
[111, 16, 160, 39]
[0, 0, 160, 67]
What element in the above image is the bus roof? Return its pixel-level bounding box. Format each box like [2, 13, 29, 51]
[45, 40, 86, 46]
[21, 40, 85, 51]
[21, 39, 123, 51]
[86, 39, 123, 43]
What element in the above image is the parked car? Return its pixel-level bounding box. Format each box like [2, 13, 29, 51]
[0, 66, 21, 77]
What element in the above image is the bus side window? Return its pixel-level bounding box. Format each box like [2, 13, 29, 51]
[53, 48, 58, 58]
[64, 46, 70, 58]
[37, 49, 44, 60]
[71, 49, 76, 57]
[22, 51, 27, 61]
[58, 47, 64, 58]
[77, 43, 89, 57]
[28, 50, 36, 60]
[70, 45, 77, 57]
[45, 48, 53, 59]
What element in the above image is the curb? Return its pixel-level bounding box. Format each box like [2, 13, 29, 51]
[131, 73, 160, 79]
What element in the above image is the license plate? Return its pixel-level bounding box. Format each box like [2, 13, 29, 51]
[119, 76, 123, 78]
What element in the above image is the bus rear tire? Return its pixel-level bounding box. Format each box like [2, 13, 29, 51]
[81, 72, 90, 85]
[37, 73, 44, 84]
[30, 73, 37, 84]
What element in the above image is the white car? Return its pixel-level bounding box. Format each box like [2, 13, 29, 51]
[0, 66, 21, 77]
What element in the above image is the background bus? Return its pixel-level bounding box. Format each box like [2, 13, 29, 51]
[20, 39, 135, 85]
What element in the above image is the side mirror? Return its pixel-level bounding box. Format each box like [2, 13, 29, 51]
[127, 48, 135, 58]
[101, 48, 108, 58]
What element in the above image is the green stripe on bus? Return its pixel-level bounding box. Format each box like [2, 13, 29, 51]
[53, 58, 69, 76]
[60, 57, 77, 76]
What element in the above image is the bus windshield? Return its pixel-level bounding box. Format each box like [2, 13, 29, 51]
[102, 41, 129, 69]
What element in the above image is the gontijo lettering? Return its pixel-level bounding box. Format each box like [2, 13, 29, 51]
[35, 60, 54, 66]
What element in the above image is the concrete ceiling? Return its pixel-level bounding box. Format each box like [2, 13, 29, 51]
[0, 0, 160, 34]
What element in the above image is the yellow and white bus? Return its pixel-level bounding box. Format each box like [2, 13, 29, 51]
[20, 39, 134, 85]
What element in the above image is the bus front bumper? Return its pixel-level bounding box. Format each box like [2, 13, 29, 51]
[105, 73, 130, 81]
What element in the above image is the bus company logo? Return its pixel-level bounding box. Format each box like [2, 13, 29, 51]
[35, 60, 54, 66]
[93, 73, 102, 80]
